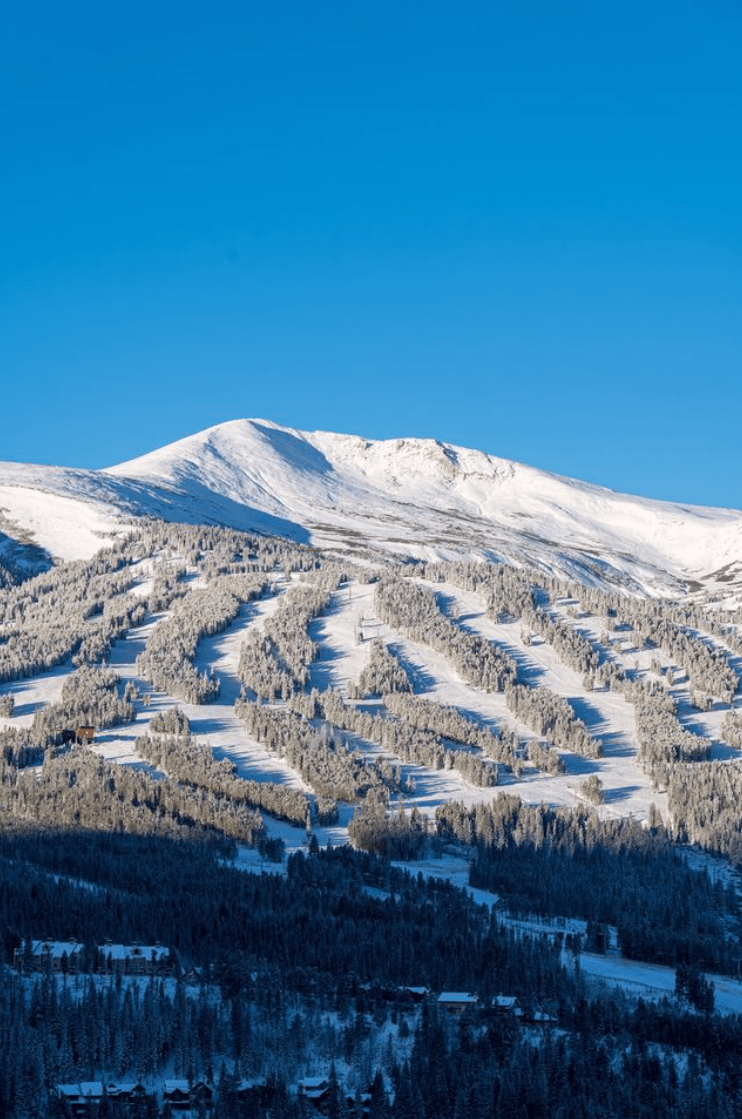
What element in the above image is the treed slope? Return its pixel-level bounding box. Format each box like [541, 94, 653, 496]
[1, 520, 741, 865]
[4, 520, 742, 1119]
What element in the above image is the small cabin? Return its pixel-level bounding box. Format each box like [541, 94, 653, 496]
[163, 1080, 213, 1112]
[437, 992, 479, 1016]
[162, 1081, 191, 1111]
[298, 1077, 330, 1112]
[56, 1083, 103, 1118]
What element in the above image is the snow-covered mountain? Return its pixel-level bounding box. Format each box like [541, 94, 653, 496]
[2, 418, 741, 595]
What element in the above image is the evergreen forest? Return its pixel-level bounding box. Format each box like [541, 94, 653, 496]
[1, 520, 742, 1117]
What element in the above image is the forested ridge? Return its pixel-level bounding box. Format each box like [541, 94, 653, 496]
[2, 521, 742, 1115]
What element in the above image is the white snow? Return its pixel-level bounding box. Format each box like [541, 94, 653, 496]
[0, 482, 127, 563]
[3, 426, 742, 1028]
[1, 418, 740, 594]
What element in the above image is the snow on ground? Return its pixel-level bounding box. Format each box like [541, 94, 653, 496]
[680, 846, 742, 890]
[0, 664, 74, 729]
[3, 441, 742, 1050]
[306, 581, 377, 694]
[5, 417, 742, 589]
[98, 590, 309, 791]
[186, 590, 310, 791]
[104, 418, 742, 593]
[0, 483, 128, 562]
[7, 560, 742, 1022]
[345, 577, 661, 821]
[3, 564, 733, 836]
[13, 968, 181, 1004]
[575, 952, 742, 1016]
[558, 600, 742, 743]
[236, 801, 360, 863]
[126, 555, 156, 598]
[301, 578, 531, 817]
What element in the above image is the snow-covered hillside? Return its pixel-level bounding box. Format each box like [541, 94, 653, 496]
[2, 516, 742, 1038]
[2, 418, 741, 595]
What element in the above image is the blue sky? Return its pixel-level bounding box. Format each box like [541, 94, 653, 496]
[2, 1, 740, 508]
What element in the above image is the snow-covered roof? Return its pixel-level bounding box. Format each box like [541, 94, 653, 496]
[99, 943, 169, 961]
[298, 1076, 330, 1097]
[438, 992, 478, 1004]
[163, 1080, 190, 1093]
[57, 1083, 104, 1098]
[31, 939, 83, 958]
[299, 1076, 329, 1089]
[58, 1081, 146, 1098]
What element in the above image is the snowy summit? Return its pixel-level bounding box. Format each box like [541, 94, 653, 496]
[1, 418, 740, 595]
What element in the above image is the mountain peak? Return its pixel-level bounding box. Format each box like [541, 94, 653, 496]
[1, 418, 740, 597]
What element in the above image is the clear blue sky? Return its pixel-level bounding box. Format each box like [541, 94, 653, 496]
[2, 1, 740, 508]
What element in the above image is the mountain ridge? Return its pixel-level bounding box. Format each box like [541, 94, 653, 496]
[1, 417, 741, 596]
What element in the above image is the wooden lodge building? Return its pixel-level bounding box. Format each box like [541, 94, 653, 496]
[14, 939, 174, 977]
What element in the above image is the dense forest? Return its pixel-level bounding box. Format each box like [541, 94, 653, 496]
[3, 832, 742, 1118]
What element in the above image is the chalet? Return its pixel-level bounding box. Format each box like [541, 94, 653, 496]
[97, 942, 173, 976]
[437, 992, 479, 1016]
[189, 1081, 214, 1111]
[14, 938, 84, 975]
[55, 1081, 150, 1116]
[163, 1079, 214, 1111]
[162, 1081, 191, 1111]
[55, 1083, 105, 1117]
[106, 1082, 148, 1103]
[298, 1076, 330, 1112]
[76, 725, 95, 744]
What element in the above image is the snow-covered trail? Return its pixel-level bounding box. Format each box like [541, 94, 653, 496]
[97, 589, 310, 790]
